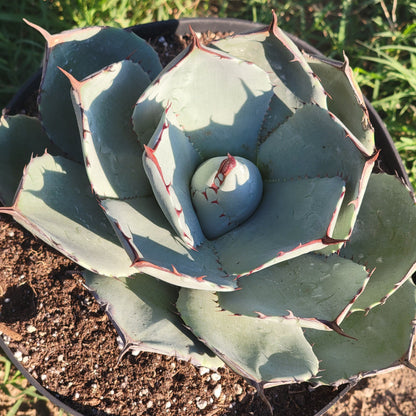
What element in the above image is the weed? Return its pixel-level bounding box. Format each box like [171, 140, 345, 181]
[0, 354, 47, 416]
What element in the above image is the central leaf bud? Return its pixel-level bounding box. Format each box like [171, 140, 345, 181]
[191, 154, 263, 239]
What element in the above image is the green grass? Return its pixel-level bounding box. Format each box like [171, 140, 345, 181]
[0, 354, 69, 415]
[1, 0, 416, 413]
[355, 21, 416, 187]
[0, 0, 211, 107]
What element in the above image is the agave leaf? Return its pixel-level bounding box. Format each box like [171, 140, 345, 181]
[259, 95, 294, 141]
[217, 253, 370, 331]
[0, 153, 134, 277]
[340, 173, 416, 311]
[257, 105, 376, 242]
[27, 21, 162, 161]
[83, 271, 223, 369]
[177, 289, 319, 388]
[212, 11, 327, 137]
[0, 115, 62, 206]
[66, 60, 152, 199]
[133, 37, 273, 162]
[304, 53, 375, 154]
[142, 108, 205, 247]
[213, 176, 346, 276]
[100, 197, 237, 291]
[305, 279, 416, 385]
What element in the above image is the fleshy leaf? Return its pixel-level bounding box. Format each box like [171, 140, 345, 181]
[257, 105, 376, 242]
[133, 37, 273, 162]
[142, 108, 205, 247]
[0, 115, 62, 206]
[340, 173, 416, 311]
[212, 11, 327, 137]
[177, 289, 319, 388]
[213, 176, 346, 276]
[304, 53, 375, 154]
[306, 279, 416, 385]
[218, 253, 370, 330]
[66, 60, 152, 199]
[83, 271, 223, 369]
[100, 197, 237, 291]
[28, 21, 162, 161]
[0, 153, 134, 277]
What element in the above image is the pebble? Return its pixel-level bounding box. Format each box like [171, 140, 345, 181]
[165, 401, 171, 409]
[213, 384, 222, 399]
[234, 383, 243, 395]
[14, 350, 22, 361]
[199, 367, 210, 376]
[26, 324, 37, 333]
[146, 400, 153, 409]
[211, 372, 221, 382]
[139, 388, 149, 396]
[116, 336, 123, 344]
[196, 398, 208, 410]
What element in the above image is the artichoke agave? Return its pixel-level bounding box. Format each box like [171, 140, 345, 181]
[1, 13, 416, 411]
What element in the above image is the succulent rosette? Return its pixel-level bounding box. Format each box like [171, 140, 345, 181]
[1, 13, 416, 401]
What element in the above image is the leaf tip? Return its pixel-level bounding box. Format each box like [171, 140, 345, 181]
[57, 66, 83, 91]
[23, 18, 53, 43]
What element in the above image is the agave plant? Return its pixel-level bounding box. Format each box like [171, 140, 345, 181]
[1, 12, 416, 413]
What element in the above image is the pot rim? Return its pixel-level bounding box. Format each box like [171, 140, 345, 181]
[1, 16, 411, 416]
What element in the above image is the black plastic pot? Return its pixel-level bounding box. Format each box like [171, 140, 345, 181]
[1, 17, 412, 416]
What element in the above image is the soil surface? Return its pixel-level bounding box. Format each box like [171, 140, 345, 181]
[1, 215, 416, 416]
[1, 30, 416, 416]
